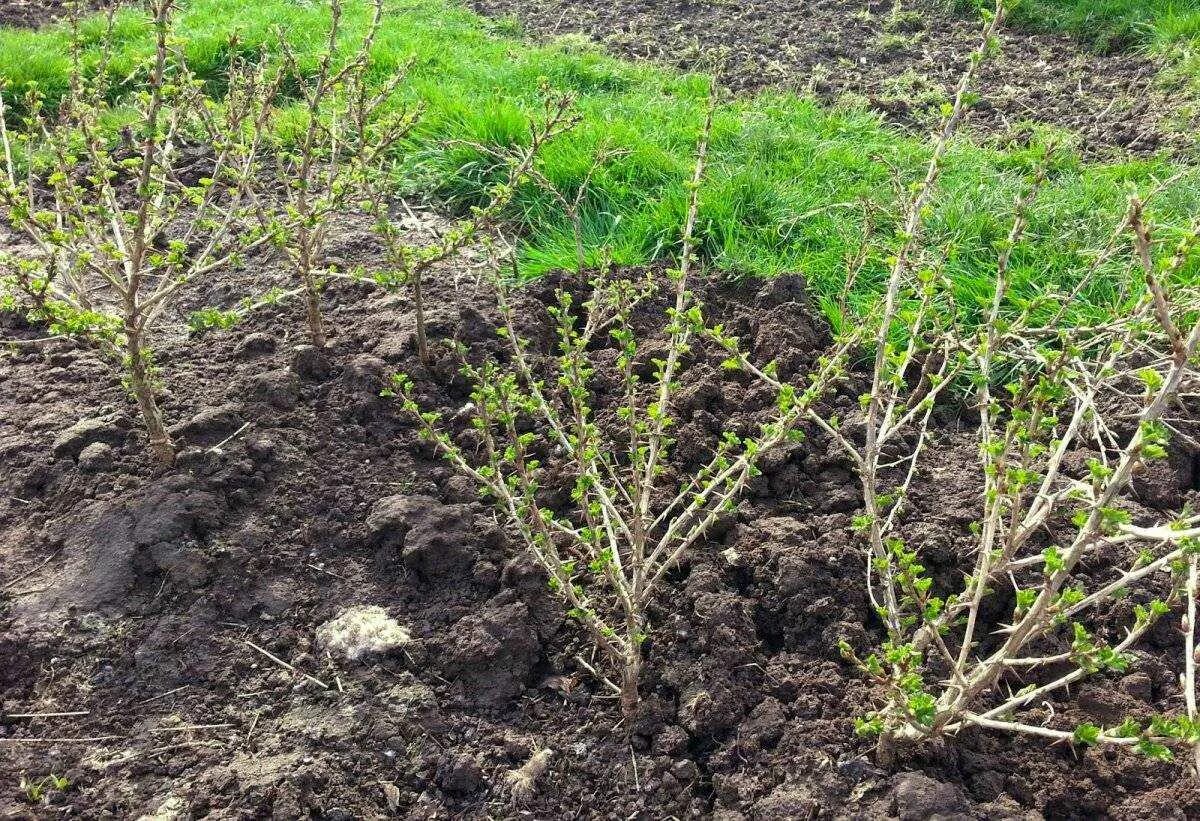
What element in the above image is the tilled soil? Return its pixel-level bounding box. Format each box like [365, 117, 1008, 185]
[470, 0, 1196, 159]
[2, 209, 1200, 818]
[0, 0, 111, 28]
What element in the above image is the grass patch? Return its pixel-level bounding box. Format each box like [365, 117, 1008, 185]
[953, 0, 1200, 102]
[2, 0, 1198, 327]
[953, 0, 1200, 52]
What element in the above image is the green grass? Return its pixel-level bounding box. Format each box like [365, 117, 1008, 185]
[954, 0, 1200, 102]
[2, 0, 1198, 329]
[955, 0, 1200, 52]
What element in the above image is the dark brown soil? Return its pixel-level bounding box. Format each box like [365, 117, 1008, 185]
[2, 206, 1199, 818]
[470, 0, 1196, 159]
[0, 0, 111, 29]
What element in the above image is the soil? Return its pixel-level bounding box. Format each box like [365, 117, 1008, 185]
[469, 0, 1197, 160]
[2, 203, 1200, 819]
[0, 0, 111, 29]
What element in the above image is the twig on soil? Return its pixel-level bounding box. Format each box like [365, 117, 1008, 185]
[324, 651, 345, 693]
[1, 549, 61, 592]
[242, 639, 330, 690]
[0, 337, 60, 345]
[8, 587, 48, 597]
[136, 685, 191, 705]
[4, 710, 89, 719]
[244, 710, 261, 746]
[306, 562, 348, 580]
[207, 422, 252, 454]
[572, 655, 621, 695]
[95, 740, 225, 770]
[147, 724, 233, 734]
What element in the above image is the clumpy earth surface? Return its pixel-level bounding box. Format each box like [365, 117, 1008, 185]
[0, 0, 111, 28]
[3, 1, 1200, 818]
[2, 204, 1199, 819]
[469, 0, 1196, 159]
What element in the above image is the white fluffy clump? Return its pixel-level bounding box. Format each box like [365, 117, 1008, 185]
[505, 748, 554, 802]
[316, 605, 412, 662]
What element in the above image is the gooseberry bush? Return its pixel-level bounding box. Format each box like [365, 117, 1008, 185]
[729, 0, 1200, 768]
[248, 0, 417, 349]
[835, 175, 1200, 766]
[392, 102, 856, 714]
[355, 85, 580, 364]
[0, 0, 276, 464]
[851, 11, 1200, 769]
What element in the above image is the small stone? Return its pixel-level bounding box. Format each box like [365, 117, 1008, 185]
[317, 605, 412, 662]
[77, 442, 115, 472]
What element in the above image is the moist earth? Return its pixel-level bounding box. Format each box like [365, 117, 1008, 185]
[469, 0, 1197, 159]
[2, 208, 1199, 818]
[0, 0, 112, 28]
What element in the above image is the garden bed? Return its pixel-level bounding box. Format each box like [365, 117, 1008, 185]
[2, 207, 1198, 817]
[0, 0, 111, 29]
[2, 0, 1200, 818]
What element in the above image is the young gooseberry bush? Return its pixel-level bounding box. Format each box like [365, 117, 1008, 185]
[247, 0, 417, 349]
[354, 82, 581, 364]
[735, 0, 1200, 767]
[390, 101, 858, 714]
[0, 0, 277, 464]
[722, 0, 1200, 768]
[835, 169, 1200, 767]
